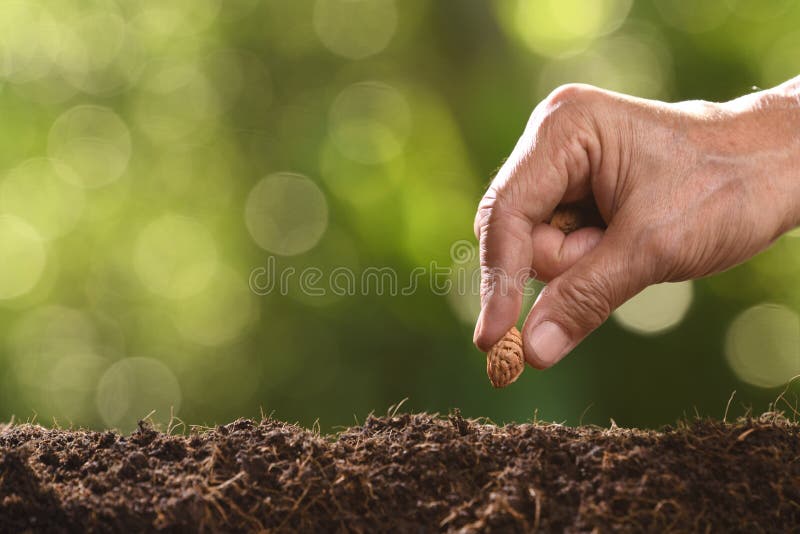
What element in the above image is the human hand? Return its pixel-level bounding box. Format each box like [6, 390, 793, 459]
[473, 78, 800, 369]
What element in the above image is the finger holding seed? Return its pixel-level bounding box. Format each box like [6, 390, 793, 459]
[521, 202, 607, 283]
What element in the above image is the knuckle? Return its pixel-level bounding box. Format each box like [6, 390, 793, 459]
[495, 174, 529, 211]
[535, 84, 599, 125]
[476, 180, 527, 231]
[479, 266, 505, 300]
[528, 84, 601, 158]
[554, 271, 614, 332]
[676, 98, 723, 118]
[475, 191, 500, 233]
[546, 83, 596, 107]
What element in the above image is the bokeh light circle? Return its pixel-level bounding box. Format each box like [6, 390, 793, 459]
[0, 1, 60, 83]
[58, 8, 146, 96]
[313, 0, 397, 59]
[0, 158, 85, 240]
[245, 173, 329, 256]
[96, 357, 182, 431]
[329, 82, 411, 164]
[494, 0, 633, 57]
[52, 5, 125, 78]
[133, 58, 220, 143]
[613, 281, 693, 335]
[130, 0, 222, 40]
[725, 303, 800, 389]
[9, 305, 97, 386]
[8, 305, 109, 422]
[47, 105, 132, 188]
[134, 214, 218, 299]
[0, 214, 46, 300]
[46, 350, 108, 420]
[538, 26, 672, 99]
[319, 140, 405, 207]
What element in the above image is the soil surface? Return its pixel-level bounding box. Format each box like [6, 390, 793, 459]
[1, 411, 799, 533]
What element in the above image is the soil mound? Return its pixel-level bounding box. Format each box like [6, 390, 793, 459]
[1, 412, 799, 532]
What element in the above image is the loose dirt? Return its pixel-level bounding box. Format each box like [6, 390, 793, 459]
[1, 411, 799, 532]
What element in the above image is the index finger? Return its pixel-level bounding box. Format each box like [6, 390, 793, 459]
[472, 84, 608, 352]
[473, 151, 566, 351]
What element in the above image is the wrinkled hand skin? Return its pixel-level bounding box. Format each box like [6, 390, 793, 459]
[473, 76, 800, 370]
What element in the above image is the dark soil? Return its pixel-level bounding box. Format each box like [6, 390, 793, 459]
[1, 411, 799, 533]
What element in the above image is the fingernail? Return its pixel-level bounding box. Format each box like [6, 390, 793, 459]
[527, 321, 570, 367]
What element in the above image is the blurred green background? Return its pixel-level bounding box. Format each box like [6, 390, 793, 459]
[0, 0, 799, 432]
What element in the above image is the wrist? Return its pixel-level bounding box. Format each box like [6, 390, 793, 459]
[724, 80, 800, 232]
[766, 79, 800, 231]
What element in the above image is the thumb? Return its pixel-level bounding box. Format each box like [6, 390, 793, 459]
[522, 233, 650, 369]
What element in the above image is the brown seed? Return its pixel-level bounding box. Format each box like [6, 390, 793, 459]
[549, 205, 583, 235]
[548, 201, 606, 235]
[486, 327, 525, 388]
